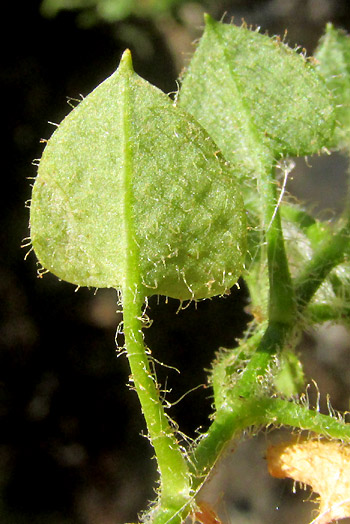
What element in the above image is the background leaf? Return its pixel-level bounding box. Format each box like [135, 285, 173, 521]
[179, 15, 335, 174]
[315, 23, 350, 150]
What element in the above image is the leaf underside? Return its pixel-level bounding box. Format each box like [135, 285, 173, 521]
[315, 23, 350, 149]
[30, 50, 246, 300]
[180, 15, 335, 173]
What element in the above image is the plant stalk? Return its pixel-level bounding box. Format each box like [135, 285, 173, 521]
[122, 286, 191, 519]
[265, 166, 295, 324]
[188, 166, 297, 481]
[120, 54, 191, 522]
[294, 219, 350, 312]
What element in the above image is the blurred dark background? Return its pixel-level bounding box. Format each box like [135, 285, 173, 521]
[3, 1, 350, 523]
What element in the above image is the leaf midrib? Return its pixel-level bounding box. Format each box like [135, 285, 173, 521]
[121, 65, 141, 291]
[209, 19, 272, 172]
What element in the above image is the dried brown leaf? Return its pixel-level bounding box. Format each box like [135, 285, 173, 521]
[267, 439, 350, 523]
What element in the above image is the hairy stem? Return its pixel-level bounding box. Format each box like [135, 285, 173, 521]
[265, 166, 295, 324]
[231, 166, 295, 398]
[120, 51, 190, 522]
[189, 390, 350, 494]
[190, 322, 290, 481]
[189, 166, 296, 484]
[189, 183, 350, 494]
[250, 397, 350, 440]
[294, 219, 350, 312]
[122, 288, 191, 521]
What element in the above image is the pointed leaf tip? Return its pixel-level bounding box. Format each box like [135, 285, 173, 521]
[204, 13, 214, 26]
[120, 49, 133, 71]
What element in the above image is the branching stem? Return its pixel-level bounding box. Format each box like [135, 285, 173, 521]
[188, 174, 350, 499]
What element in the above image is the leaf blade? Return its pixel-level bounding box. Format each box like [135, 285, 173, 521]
[315, 23, 350, 149]
[179, 15, 335, 167]
[30, 50, 246, 300]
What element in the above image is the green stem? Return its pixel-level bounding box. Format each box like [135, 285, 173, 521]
[232, 166, 295, 399]
[190, 392, 350, 493]
[265, 167, 295, 324]
[188, 166, 297, 482]
[122, 288, 191, 520]
[233, 321, 290, 398]
[249, 397, 350, 441]
[120, 51, 190, 523]
[294, 219, 350, 312]
[187, 172, 350, 502]
[306, 303, 350, 323]
[190, 322, 290, 480]
[191, 191, 350, 491]
[189, 408, 257, 490]
[212, 325, 267, 412]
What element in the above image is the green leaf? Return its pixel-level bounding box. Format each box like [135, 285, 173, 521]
[41, 0, 188, 22]
[274, 351, 305, 397]
[40, 0, 95, 18]
[315, 23, 350, 149]
[280, 206, 350, 325]
[179, 15, 335, 172]
[30, 50, 246, 301]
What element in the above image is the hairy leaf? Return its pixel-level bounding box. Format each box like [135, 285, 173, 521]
[281, 206, 350, 325]
[30, 50, 246, 300]
[315, 23, 350, 149]
[179, 15, 335, 173]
